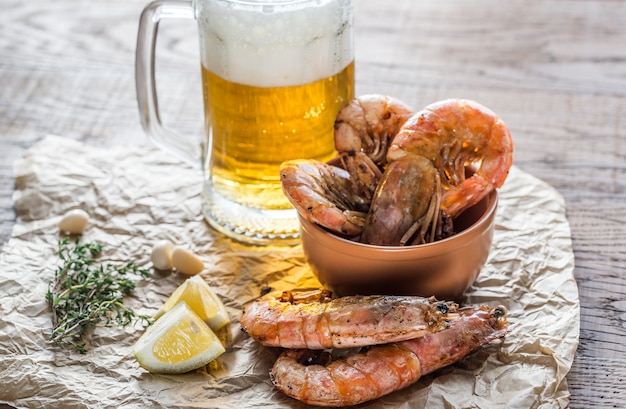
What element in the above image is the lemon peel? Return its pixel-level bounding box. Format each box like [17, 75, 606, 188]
[133, 301, 225, 374]
[155, 275, 230, 331]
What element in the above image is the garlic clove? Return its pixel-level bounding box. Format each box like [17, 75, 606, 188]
[59, 209, 90, 234]
[171, 247, 204, 276]
[150, 240, 175, 270]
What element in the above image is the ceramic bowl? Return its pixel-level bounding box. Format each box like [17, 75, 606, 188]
[299, 190, 498, 300]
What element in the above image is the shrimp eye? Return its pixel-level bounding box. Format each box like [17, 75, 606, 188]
[493, 306, 507, 319]
[279, 291, 295, 303]
[437, 302, 449, 314]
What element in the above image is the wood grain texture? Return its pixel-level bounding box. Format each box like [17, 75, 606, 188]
[1, 0, 626, 407]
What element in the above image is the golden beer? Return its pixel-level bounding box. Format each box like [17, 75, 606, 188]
[196, 0, 353, 243]
[202, 61, 355, 210]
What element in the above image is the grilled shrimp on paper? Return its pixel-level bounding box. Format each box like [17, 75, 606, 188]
[240, 289, 458, 349]
[270, 305, 511, 407]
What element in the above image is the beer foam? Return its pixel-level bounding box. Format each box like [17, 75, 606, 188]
[196, 0, 353, 87]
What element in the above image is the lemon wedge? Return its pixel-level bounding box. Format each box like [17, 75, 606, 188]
[133, 301, 225, 374]
[155, 275, 230, 331]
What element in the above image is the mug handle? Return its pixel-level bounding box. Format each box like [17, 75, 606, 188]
[135, 0, 199, 168]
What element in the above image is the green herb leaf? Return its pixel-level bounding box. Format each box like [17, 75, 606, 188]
[47, 237, 153, 353]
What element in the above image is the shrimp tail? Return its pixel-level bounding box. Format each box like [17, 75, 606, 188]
[441, 175, 492, 218]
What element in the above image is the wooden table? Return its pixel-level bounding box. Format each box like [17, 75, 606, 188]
[1, 0, 624, 407]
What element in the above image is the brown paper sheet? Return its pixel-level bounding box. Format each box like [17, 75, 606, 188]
[0, 135, 579, 408]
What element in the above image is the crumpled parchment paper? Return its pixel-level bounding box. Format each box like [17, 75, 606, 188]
[0, 135, 579, 409]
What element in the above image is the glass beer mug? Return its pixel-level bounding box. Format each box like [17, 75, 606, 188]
[136, 0, 354, 245]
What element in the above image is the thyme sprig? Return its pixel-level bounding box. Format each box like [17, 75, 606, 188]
[46, 237, 153, 353]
